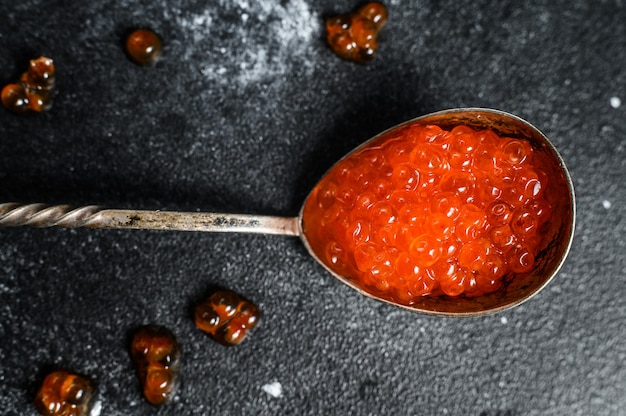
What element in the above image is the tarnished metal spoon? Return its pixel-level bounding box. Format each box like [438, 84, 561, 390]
[0, 108, 576, 316]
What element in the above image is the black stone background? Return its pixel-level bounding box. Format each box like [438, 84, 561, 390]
[0, 1, 625, 415]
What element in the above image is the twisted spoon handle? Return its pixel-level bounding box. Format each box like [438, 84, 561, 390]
[0, 203, 300, 236]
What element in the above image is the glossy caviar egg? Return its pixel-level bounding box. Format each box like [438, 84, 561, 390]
[125, 29, 163, 66]
[130, 325, 181, 405]
[358, 1, 388, 27]
[326, 2, 388, 63]
[1, 84, 30, 114]
[301, 122, 554, 306]
[194, 289, 260, 346]
[34, 370, 94, 416]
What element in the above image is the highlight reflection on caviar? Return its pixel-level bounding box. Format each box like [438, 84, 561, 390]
[301, 123, 554, 305]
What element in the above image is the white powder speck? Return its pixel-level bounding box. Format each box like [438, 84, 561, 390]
[602, 200, 611, 209]
[262, 381, 283, 398]
[610, 96, 621, 108]
[500, 316, 508, 324]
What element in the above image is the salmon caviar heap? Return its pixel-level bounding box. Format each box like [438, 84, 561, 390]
[34, 370, 94, 416]
[302, 123, 553, 306]
[130, 325, 181, 405]
[1, 56, 56, 114]
[125, 29, 163, 66]
[326, 2, 388, 63]
[194, 289, 260, 346]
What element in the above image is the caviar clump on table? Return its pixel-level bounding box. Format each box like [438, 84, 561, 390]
[34, 370, 94, 416]
[125, 28, 163, 66]
[1, 56, 56, 114]
[194, 289, 260, 346]
[130, 325, 181, 405]
[301, 123, 553, 306]
[326, 2, 388, 63]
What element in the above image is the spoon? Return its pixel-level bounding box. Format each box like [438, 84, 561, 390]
[0, 108, 576, 316]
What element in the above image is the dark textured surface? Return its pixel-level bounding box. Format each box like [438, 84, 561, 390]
[0, 1, 625, 415]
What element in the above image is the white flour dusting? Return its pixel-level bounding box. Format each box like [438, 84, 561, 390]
[171, 0, 319, 87]
[602, 200, 612, 209]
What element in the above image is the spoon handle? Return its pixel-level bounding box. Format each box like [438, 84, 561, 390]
[0, 203, 300, 236]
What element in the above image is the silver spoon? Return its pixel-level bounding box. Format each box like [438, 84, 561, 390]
[0, 108, 576, 316]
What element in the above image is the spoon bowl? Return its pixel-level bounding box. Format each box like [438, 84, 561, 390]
[299, 108, 576, 316]
[0, 108, 575, 316]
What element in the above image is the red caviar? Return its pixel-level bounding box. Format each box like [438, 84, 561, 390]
[2, 56, 56, 114]
[326, 2, 388, 63]
[34, 370, 94, 416]
[194, 289, 260, 346]
[302, 123, 553, 306]
[130, 325, 181, 405]
[126, 29, 163, 66]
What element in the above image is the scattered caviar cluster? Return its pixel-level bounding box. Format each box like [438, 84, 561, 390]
[30, 289, 259, 411]
[302, 123, 553, 305]
[326, 2, 388, 63]
[34, 370, 94, 416]
[130, 325, 181, 406]
[195, 289, 260, 346]
[125, 29, 163, 66]
[1, 56, 56, 114]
